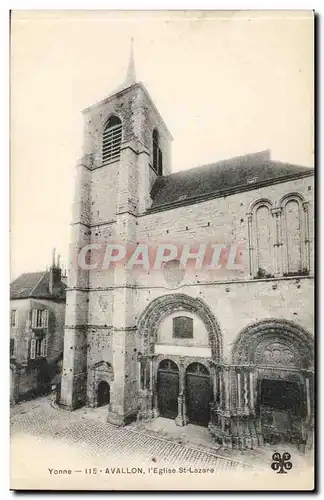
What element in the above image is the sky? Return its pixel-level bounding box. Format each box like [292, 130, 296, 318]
[10, 10, 314, 279]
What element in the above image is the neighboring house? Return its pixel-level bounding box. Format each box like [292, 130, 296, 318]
[10, 253, 66, 403]
[60, 48, 314, 451]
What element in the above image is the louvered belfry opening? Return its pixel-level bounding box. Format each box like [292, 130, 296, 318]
[102, 115, 122, 163]
[152, 128, 163, 176]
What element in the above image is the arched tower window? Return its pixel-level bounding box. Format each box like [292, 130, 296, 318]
[102, 115, 122, 163]
[152, 128, 163, 176]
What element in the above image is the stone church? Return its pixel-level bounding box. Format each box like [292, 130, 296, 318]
[60, 46, 314, 451]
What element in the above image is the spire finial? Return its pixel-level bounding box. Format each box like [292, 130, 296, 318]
[52, 248, 56, 268]
[124, 37, 136, 87]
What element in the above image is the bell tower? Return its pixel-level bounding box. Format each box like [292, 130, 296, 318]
[60, 41, 172, 424]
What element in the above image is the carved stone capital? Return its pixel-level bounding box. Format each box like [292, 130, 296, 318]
[303, 201, 310, 212]
[271, 207, 282, 217]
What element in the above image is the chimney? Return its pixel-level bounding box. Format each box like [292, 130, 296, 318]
[49, 248, 62, 295]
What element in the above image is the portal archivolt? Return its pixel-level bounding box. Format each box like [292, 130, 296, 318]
[137, 294, 223, 360]
[232, 318, 313, 369]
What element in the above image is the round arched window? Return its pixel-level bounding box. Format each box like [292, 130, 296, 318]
[102, 115, 122, 163]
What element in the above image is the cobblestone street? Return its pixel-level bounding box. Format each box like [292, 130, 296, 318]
[10, 396, 244, 470]
[10, 396, 313, 491]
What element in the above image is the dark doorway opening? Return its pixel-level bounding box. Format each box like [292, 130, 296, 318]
[97, 381, 110, 407]
[157, 359, 179, 420]
[260, 379, 304, 415]
[258, 378, 305, 444]
[186, 363, 212, 427]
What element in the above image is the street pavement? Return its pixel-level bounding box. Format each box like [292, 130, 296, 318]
[10, 396, 245, 471]
[10, 396, 314, 490]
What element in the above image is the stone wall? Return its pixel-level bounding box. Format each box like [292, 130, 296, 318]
[10, 297, 65, 401]
[10, 298, 30, 365]
[137, 174, 314, 285]
[82, 83, 172, 177]
[134, 276, 314, 363]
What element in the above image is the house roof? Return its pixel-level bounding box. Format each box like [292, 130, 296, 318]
[10, 271, 66, 301]
[149, 151, 313, 212]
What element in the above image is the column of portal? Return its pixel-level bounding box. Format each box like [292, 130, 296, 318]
[243, 370, 249, 412]
[237, 369, 242, 410]
[175, 360, 188, 427]
[225, 367, 230, 412]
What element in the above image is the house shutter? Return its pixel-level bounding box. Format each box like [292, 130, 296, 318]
[42, 310, 49, 328]
[41, 337, 48, 357]
[30, 339, 36, 359]
[31, 309, 37, 328]
[11, 310, 17, 327]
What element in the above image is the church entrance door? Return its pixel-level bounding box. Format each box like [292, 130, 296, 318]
[97, 381, 110, 407]
[259, 378, 305, 445]
[157, 359, 179, 420]
[185, 363, 212, 427]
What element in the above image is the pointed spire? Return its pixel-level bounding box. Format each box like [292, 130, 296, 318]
[124, 37, 136, 88]
[109, 37, 137, 96]
[52, 248, 56, 268]
[57, 253, 61, 269]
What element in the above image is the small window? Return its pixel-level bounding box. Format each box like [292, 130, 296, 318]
[36, 310, 42, 327]
[10, 338, 15, 357]
[11, 310, 17, 327]
[152, 129, 163, 176]
[102, 115, 122, 163]
[30, 336, 48, 359]
[32, 309, 48, 329]
[173, 316, 193, 339]
[35, 339, 42, 357]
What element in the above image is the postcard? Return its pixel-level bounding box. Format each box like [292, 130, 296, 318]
[10, 10, 315, 491]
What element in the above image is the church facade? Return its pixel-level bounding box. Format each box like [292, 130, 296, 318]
[60, 54, 314, 451]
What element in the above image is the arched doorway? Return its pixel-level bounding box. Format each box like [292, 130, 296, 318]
[257, 376, 306, 445]
[257, 378, 306, 444]
[157, 359, 179, 419]
[232, 319, 314, 447]
[97, 381, 110, 407]
[186, 363, 212, 427]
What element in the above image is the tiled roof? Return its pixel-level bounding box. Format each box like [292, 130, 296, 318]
[149, 151, 313, 211]
[10, 271, 66, 301]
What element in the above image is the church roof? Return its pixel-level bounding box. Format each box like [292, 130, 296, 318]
[10, 271, 66, 301]
[149, 150, 313, 212]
